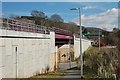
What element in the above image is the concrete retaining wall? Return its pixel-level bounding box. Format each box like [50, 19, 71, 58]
[74, 36, 92, 58]
[0, 29, 55, 79]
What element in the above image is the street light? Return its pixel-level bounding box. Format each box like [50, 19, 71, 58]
[70, 8, 83, 79]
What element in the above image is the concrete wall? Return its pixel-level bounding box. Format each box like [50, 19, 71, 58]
[57, 44, 74, 63]
[0, 29, 55, 78]
[74, 36, 92, 58]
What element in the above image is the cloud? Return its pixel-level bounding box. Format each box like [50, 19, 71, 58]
[72, 8, 118, 31]
[81, 3, 107, 11]
[82, 5, 106, 11]
[82, 6, 97, 10]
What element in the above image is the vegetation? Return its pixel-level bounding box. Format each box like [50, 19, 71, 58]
[31, 10, 46, 18]
[103, 28, 118, 45]
[50, 14, 64, 22]
[20, 16, 80, 34]
[103, 28, 120, 79]
[113, 29, 120, 79]
[83, 47, 118, 79]
[32, 71, 65, 79]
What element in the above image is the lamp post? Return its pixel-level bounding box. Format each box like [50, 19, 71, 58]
[70, 8, 83, 78]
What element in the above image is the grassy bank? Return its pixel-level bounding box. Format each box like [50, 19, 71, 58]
[83, 47, 118, 79]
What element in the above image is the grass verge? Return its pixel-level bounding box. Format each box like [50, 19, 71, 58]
[32, 71, 65, 79]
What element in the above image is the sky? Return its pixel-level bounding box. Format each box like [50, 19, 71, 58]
[1, 0, 120, 2]
[2, 2, 118, 31]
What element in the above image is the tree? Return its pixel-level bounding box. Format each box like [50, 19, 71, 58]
[114, 29, 120, 79]
[31, 10, 46, 18]
[50, 14, 63, 22]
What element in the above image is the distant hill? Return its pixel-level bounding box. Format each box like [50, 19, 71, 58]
[85, 27, 108, 34]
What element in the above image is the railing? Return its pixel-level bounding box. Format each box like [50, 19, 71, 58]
[1, 18, 49, 34]
[48, 27, 73, 36]
[1, 18, 73, 36]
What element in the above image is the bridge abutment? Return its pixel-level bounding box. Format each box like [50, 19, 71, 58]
[0, 29, 56, 78]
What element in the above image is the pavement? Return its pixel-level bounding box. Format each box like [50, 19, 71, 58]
[61, 69, 82, 80]
[58, 62, 77, 71]
[58, 62, 83, 80]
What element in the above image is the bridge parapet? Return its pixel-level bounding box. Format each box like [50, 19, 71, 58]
[1, 18, 73, 36]
[48, 27, 73, 36]
[1, 18, 50, 34]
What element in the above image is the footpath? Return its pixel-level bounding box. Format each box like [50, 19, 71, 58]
[61, 67, 82, 80]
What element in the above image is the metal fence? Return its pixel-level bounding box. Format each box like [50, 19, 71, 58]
[1, 18, 73, 36]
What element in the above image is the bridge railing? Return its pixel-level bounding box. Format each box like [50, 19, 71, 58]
[1, 18, 73, 36]
[1, 18, 49, 34]
[48, 27, 73, 36]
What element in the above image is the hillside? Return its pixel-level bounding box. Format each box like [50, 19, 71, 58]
[20, 16, 80, 34]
